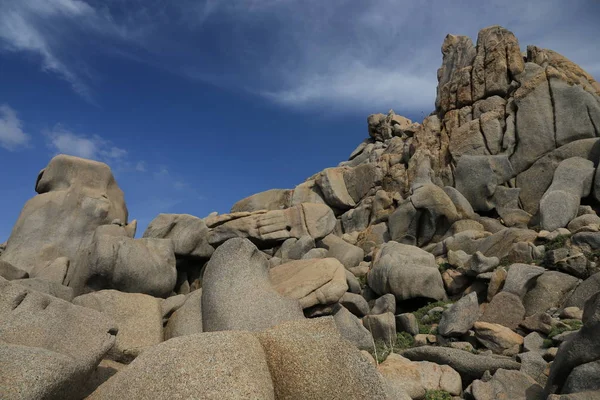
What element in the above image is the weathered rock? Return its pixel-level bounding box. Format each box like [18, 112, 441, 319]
[438, 292, 480, 337]
[518, 351, 549, 386]
[539, 157, 595, 231]
[363, 312, 396, 344]
[0, 277, 117, 399]
[523, 331, 546, 353]
[454, 155, 514, 212]
[142, 213, 214, 259]
[487, 267, 507, 302]
[479, 291, 525, 329]
[345, 269, 362, 294]
[316, 167, 357, 209]
[340, 292, 370, 317]
[502, 264, 545, 299]
[14, 277, 74, 301]
[401, 346, 521, 385]
[270, 258, 348, 309]
[73, 290, 163, 363]
[461, 251, 500, 276]
[332, 305, 374, 351]
[0, 260, 27, 280]
[202, 238, 304, 332]
[368, 241, 446, 301]
[370, 294, 396, 315]
[467, 368, 544, 400]
[443, 268, 471, 295]
[566, 272, 600, 309]
[563, 360, 600, 394]
[257, 317, 390, 400]
[30, 256, 69, 283]
[68, 228, 177, 298]
[301, 247, 328, 260]
[474, 321, 524, 356]
[396, 313, 419, 336]
[545, 292, 600, 396]
[285, 235, 315, 260]
[318, 234, 364, 269]
[1, 155, 131, 276]
[520, 313, 556, 336]
[80, 359, 126, 399]
[88, 331, 276, 400]
[523, 271, 580, 316]
[291, 180, 326, 205]
[208, 203, 336, 245]
[378, 353, 462, 399]
[344, 163, 380, 204]
[231, 188, 293, 213]
[164, 289, 203, 340]
[568, 214, 600, 232]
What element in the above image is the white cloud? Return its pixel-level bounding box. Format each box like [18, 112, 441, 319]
[45, 125, 127, 162]
[0, 104, 30, 151]
[135, 161, 147, 172]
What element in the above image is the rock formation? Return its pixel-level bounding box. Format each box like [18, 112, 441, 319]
[2, 25, 600, 399]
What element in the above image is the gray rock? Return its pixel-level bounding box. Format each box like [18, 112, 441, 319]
[368, 241, 446, 301]
[566, 272, 600, 309]
[387, 199, 419, 245]
[0, 277, 117, 400]
[142, 213, 214, 259]
[316, 167, 357, 210]
[401, 346, 521, 385]
[518, 351, 549, 386]
[345, 269, 362, 294]
[572, 232, 600, 250]
[467, 368, 544, 400]
[291, 180, 326, 205]
[524, 271, 580, 317]
[286, 235, 315, 260]
[438, 292, 480, 337]
[0, 260, 27, 280]
[87, 331, 276, 399]
[563, 360, 600, 394]
[363, 312, 396, 344]
[370, 294, 396, 315]
[231, 188, 293, 213]
[14, 278, 74, 301]
[502, 264, 546, 299]
[69, 228, 177, 298]
[462, 251, 500, 276]
[568, 214, 600, 232]
[73, 290, 163, 363]
[160, 294, 186, 322]
[444, 186, 477, 219]
[202, 238, 304, 332]
[341, 202, 372, 233]
[340, 292, 370, 317]
[301, 247, 329, 259]
[333, 305, 375, 351]
[523, 332, 546, 353]
[164, 289, 203, 340]
[545, 292, 600, 396]
[344, 163, 380, 204]
[318, 234, 364, 269]
[29, 256, 69, 283]
[539, 157, 595, 231]
[396, 313, 419, 336]
[454, 155, 514, 212]
[1, 155, 131, 277]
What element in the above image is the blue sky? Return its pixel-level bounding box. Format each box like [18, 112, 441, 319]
[1, 0, 599, 241]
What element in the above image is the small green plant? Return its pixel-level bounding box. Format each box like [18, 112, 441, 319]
[547, 320, 583, 339]
[542, 338, 554, 348]
[370, 332, 416, 363]
[425, 389, 453, 400]
[438, 262, 451, 273]
[413, 301, 451, 322]
[544, 234, 570, 251]
[356, 275, 367, 288]
[395, 332, 415, 349]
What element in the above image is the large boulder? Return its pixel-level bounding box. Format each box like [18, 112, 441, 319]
[332, 305, 375, 351]
[368, 241, 446, 302]
[208, 203, 336, 245]
[142, 213, 214, 259]
[467, 369, 544, 400]
[438, 292, 480, 337]
[402, 346, 521, 385]
[231, 188, 293, 213]
[0, 277, 117, 399]
[318, 234, 365, 269]
[270, 258, 348, 309]
[73, 290, 163, 363]
[256, 317, 390, 400]
[202, 238, 304, 332]
[378, 353, 462, 399]
[539, 157, 595, 231]
[523, 271, 580, 317]
[68, 226, 177, 298]
[1, 155, 132, 276]
[87, 331, 276, 399]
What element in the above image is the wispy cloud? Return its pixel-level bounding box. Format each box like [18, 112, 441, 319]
[0, 104, 30, 151]
[1, 0, 599, 113]
[45, 124, 127, 161]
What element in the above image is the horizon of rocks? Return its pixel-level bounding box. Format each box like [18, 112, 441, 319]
[2, 25, 600, 400]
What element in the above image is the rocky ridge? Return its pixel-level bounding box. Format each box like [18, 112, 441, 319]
[2, 25, 600, 399]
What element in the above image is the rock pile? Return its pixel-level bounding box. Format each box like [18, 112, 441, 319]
[2, 25, 600, 399]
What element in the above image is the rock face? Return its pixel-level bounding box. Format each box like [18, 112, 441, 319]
[201, 238, 304, 332]
[4, 24, 600, 399]
[1, 155, 133, 277]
